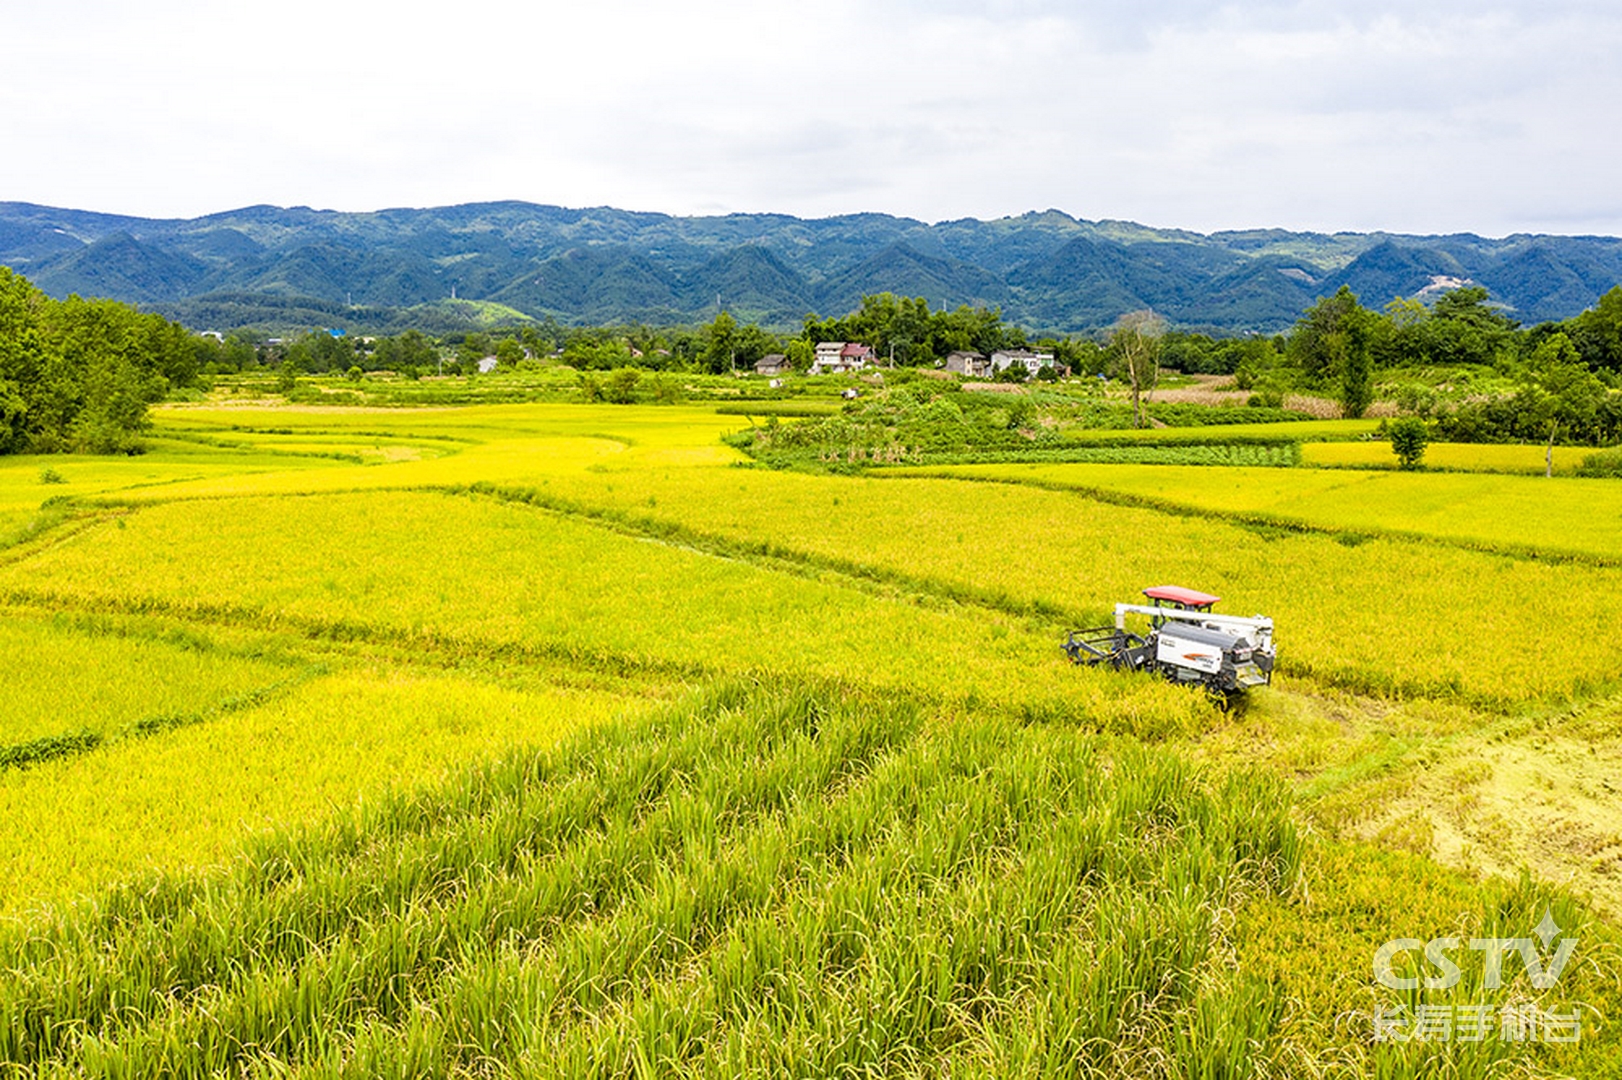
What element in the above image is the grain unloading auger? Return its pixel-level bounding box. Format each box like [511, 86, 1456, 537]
[1063, 586, 1275, 695]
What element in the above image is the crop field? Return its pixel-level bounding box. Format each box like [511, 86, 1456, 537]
[899, 460, 1622, 563]
[1302, 440, 1592, 475]
[0, 613, 294, 756]
[2, 397, 1620, 1077]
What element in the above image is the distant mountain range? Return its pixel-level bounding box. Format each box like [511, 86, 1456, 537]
[3, 201, 1621, 336]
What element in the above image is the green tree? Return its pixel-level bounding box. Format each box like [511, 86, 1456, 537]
[494, 337, 525, 368]
[1569, 285, 1622, 372]
[702, 312, 739, 374]
[374, 330, 439, 373]
[0, 268, 198, 453]
[1387, 416, 1430, 470]
[1338, 329, 1375, 419]
[601, 367, 642, 404]
[275, 357, 300, 395]
[1288, 286, 1376, 417]
[71, 353, 151, 453]
[1424, 286, 1519, 367]
[1518, 332, 1605, 477]
[784, 339, 814, 372]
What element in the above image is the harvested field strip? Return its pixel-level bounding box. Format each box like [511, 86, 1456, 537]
[0, 680, 1305, 1078]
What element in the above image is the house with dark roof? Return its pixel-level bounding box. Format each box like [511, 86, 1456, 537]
[754, 353, 792, 376]
[943, 350, 989, 377]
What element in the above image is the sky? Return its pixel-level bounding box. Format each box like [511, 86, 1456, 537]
[3, 0, 1620, 237]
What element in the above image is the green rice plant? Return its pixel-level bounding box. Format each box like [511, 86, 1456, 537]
[0, 680, 1305, 1078]
[1576, 447, 1622, 478]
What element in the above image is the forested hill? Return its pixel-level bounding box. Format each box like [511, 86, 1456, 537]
[3, 200, 1622, 335]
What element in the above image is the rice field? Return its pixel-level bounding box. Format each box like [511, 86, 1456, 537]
[0, 680, 1612, 1079]
[0, 614, 293, 757]
[494, 464, 1622, 705]
[1, 398, 1619, 1076]
[899, 460, 1622, 563]
[0, 662, 645, 919]
[1302, 439, 1592, 475]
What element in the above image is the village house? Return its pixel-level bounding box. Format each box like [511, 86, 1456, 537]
[943, 350, 989, 378]
[754, 353, 792, 377]
[810, 342, 875, 375]
[989, 349, 1058, 378]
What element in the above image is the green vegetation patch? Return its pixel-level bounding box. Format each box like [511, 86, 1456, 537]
[722, 383, 1322, 471]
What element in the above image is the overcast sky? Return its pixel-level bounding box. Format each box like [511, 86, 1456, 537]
[3, 0, 1619, 237]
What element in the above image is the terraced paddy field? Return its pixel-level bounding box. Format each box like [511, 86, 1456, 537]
[1, 399, 1619, 1078]
[897, 460, 1622, 562]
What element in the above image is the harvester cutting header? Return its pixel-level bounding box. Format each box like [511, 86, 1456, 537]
[1063, 586, 1275, 695]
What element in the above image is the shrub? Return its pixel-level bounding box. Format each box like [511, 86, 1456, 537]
[1387, 416, 1430, 470]
[1576, 447, 1622, 478]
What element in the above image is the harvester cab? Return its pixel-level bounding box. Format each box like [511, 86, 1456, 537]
[1063, 586, 1275, 695]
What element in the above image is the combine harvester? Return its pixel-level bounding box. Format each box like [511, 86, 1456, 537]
[1063, 586, 1275, 695]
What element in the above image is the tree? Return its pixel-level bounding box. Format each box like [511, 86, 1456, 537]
[1569, 285, 1622, 372]
[1288, 286, 1376, 417]
[784, 339, 814, 372]
[1517, 332, 1605, 477]
[494, 337, 525, 368]
[1387, 417, 1429, 470]
[1338, 328, 1375, 419]
[702, 312, 738, 374]
[1110, 310, 1165, 429]
[275, 355, 300, 395]
[0, 268, 198, 454]
[1412, 286, 1520, 368]
[374, 330, 439, 373]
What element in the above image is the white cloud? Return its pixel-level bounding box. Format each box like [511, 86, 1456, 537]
[1, 0, 1620, 235]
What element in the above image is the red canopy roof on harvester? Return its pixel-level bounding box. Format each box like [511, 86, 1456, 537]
[1143, 585, 1221, 608]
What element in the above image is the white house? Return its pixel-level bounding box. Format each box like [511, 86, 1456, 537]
[989, 349, 1056, 378]
[811, 342, 875, 375]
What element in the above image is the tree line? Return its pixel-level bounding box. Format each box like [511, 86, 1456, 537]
[0, 267, 198, 453]
[7, 253, 1622, 457]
